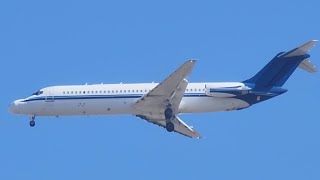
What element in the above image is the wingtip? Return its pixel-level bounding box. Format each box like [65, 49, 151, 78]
[188, 59, 198, 63]
[194, 134, 204, 139]
[309, 40, 318, 45]
[304, 40, 318, 48]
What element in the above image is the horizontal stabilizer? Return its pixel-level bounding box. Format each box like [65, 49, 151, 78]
[283, 40, 318, 57]
[299, 59, 318, 73]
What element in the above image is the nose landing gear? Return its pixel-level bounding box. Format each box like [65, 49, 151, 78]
[29, 115, 35, 127]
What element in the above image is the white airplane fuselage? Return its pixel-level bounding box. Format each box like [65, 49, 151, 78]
[9, 82, 251, 117]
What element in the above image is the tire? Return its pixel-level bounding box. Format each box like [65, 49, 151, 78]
[29, 120, 35, 127]
[165, 122, 174, 132]
[164, 108, 173, 120]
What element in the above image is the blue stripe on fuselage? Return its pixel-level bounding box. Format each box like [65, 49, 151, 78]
[22, 93, 208, 102]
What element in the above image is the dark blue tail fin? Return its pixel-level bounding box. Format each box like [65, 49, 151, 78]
[243, 40, 318, 89]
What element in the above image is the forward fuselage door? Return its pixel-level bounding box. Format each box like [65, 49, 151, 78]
[45, 87, 55, 102]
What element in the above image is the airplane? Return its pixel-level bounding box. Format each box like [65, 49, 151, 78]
[8, 40, 318, 138]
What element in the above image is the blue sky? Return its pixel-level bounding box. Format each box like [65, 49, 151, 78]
[1, 0, 320, 179]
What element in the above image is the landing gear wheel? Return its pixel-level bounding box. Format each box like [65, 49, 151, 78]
[29, 120, 35, 127]
[164, 108, 173, 121]
[166, 122, 174, 132]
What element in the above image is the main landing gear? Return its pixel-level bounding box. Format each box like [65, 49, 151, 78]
[29, 115, 35, 127]
[164, 107, 174, 132]
[165, 122, 174, 132]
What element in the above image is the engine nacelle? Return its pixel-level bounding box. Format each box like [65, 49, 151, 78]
[205, 85, 251, 98]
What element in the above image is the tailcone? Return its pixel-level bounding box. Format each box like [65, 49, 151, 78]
[235, 84, 287, 106]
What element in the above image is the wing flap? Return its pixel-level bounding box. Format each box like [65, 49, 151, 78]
[171, 79, 188, 113]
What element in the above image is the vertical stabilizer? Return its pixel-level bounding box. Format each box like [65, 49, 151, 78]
[244, 40, 318, 89]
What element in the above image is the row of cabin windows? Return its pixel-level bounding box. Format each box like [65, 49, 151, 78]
[187, 89, 205, 92]
[62, 88, 206, 95]
[63, 89, 149, 95]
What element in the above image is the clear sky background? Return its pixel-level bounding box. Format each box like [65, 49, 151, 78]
[1, 0, 320, 179]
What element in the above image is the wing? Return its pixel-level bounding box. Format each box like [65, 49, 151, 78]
[137, 115, 202, 138]
[133, 60, 196, 119]
[133, 60, 201, 138]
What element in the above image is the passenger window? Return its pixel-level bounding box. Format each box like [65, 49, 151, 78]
[116, 90, 118, 93]
[124, 90, 126, 93]
[83, 91, 86, 94]
[108, 90, 110, 93]
[112, 90, 114, 93]
[128, 90, 130, 93]
[75, 91, 77, 94]
[120, 90, 122, 93]
[71, 91, 73, 94]
[104, 90, 106, 93]
[63, 91, 65, 94]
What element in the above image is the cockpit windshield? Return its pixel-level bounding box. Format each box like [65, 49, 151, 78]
[32, 90, 43, 96]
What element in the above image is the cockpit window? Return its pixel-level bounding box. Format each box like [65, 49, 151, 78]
[32, 90, 43, 96]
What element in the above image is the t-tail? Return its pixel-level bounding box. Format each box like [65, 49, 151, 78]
[243, 40, 318, 90]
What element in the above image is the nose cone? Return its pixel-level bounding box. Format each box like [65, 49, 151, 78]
[8, 99, 24, 114]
